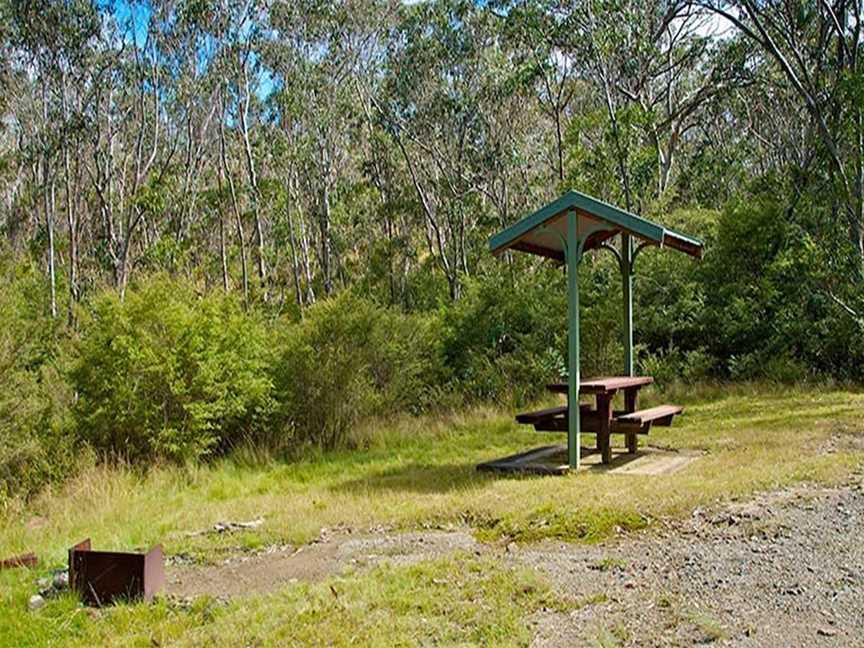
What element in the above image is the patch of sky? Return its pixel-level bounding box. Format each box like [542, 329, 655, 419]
[96, 0, 276, 101]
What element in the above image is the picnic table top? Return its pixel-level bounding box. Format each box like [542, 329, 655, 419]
[547, 376, 653, 394]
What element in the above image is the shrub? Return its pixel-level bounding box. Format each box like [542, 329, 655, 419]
[639, 346, 715, 387]
[0, 365, 75, 504]
[70, 276, 274, 463]
[439, 264, 631, 406]
[440, 268, 568, 405]
[271, 292, 442, 449]
[0, 257, 74, 504]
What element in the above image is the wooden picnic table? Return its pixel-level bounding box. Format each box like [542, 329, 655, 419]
[509, 376, 684, 470]
[547, 376, 654, 464]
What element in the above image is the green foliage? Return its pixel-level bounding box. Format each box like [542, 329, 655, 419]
[2, 0, 864, 516]
[0, 256, 73, 504]
[640, 347, 715, 387]
[71, 275, 274, 463]
[697, 194, 864, 380]
[477, 504, 649, 544]
[271, 292, 442, 450]
[625, 207, 716, 383]
[3, 188, 864, 501]
[441, 267, 567, 405]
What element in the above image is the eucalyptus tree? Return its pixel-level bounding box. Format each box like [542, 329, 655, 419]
[81, 3, 182, 297]
[497, 0, 581, 185]
[701, 0, 864, 270]
[267, 0, 393, 300]
[5, 0, 99, 316]
[150, 0, 221, 250]
[556, 0, 744, 211]
[214, 0, 270, 294]
[380, 0, 529, 300]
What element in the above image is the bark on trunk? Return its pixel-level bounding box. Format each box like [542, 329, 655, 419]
[239, 64, 267, 294]
[42, 80, 57, 318]
[219, 92, 249, 307]
[285, 177, 303, 309]
[61, 70, 78, 323]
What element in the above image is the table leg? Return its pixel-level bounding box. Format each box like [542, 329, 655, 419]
[597, 393, 613, 464]
[624, 387, 638, 413]
[623, 388, 639, 454]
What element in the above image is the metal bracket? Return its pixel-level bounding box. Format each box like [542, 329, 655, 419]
[535, 225, 568, 261]
[631, 240, 654, 271]
[575, 221, 609, 261]
[536, 218, 615, 267]
[598, 242, 623, 274]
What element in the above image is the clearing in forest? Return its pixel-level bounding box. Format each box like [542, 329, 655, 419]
[2, 384, 863, 646]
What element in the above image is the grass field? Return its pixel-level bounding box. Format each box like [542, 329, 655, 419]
[2, 384, 863, 646]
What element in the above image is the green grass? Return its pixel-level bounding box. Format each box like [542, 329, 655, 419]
[591, 557, 627, 572]
[1, 553, 573, 647]
[1, 383, 863, 645]
[686, 611, 728, 643]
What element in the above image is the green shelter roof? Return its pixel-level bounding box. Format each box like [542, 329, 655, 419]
[488, 190, 703, 262]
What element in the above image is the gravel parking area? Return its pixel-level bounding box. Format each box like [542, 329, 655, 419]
[521, 477, 864, 647]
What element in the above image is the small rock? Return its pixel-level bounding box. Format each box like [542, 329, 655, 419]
[28, 594, 45, 611]
[213, 518, 264, 534]
[52, 570, 69, 590]
[817, 627, 838, 637]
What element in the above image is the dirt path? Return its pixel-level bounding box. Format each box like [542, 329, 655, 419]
[166, 477, 864, 646]
[166, 529, 481, 599]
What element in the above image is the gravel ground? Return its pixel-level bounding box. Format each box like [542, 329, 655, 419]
[519, 477, 864, 647]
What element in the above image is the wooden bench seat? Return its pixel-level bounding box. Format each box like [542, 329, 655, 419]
[615, 404, 682, 428]
[515, 405, 566, 424]
[615, 404, 683, 453]
[523, 404, 684, 454]
[515, 403, 590, 425]
[533, 417, 650, 434]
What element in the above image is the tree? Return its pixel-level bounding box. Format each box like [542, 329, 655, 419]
[6, 0, 98, 316]
[702, 0, 864, 265]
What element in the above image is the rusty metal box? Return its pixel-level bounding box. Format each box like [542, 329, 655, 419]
[69, 539, 165, 606]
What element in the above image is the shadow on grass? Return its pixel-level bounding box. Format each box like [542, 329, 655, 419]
[329, 459, 541, 495]
[328, 443, 655, 495]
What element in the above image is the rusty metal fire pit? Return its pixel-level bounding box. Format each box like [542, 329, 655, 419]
[69, 539, 165, 606]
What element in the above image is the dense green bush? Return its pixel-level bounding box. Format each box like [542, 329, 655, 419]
[440, 260, 644, 405]
[441, 268, 567, 405]
[697, 195, 864, 380]
[70, 276, 274, 463]
[634, 208, 715, 358]
[0, 259, 74, 504]
[271, 292, 442, 449]
[639, 346, 715, 387]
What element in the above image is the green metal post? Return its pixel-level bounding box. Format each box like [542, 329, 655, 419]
[566, 211, 581, 470]
[621, 233, 634, 376]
